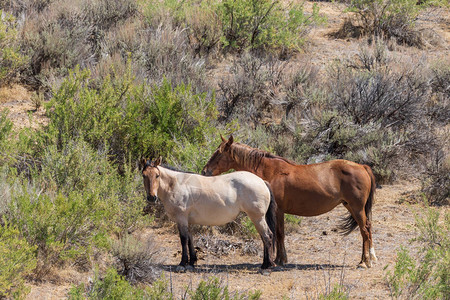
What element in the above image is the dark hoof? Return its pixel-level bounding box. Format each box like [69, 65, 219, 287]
[273, 265, 284, 272]
[275, 259, 286, 266]
[186, 265, 195, 272]
[356, 263, 367, 270]
[259, 269, 271, 276]
[175, 265, 186, 273]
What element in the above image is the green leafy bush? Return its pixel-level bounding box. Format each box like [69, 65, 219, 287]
[219, 0, 324, 52]
[386, 207, 450, 299]
[69, 271, 261, 300]
[0, 110, 13, 153]
[189, 277, 261, 300]
[7, 140, 125, 270]
[68, 267, 166, 300]
[0, 10, 28, 86]
[0, 221, 37, 299]
[46, 65, 217, 170]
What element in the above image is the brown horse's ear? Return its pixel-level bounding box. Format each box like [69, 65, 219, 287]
[224, 135, 233, 149]
[221, 134, 226, 143]
[154, 156, 162, 166]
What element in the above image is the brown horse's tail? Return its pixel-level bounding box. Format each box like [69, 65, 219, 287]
[264, 181, 277, 251]
[340, 165, 376, 235]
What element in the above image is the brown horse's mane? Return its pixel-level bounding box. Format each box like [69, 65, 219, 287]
[231, 143, 297, 172]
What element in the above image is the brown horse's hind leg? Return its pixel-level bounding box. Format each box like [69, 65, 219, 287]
[353, 210, 372, 268]
[275, 210, 287, 266]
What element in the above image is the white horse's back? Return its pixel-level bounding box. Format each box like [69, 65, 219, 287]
[157, 168, 270, 226]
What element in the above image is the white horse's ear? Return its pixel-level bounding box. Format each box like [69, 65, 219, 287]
[154, 156, 162, 166]
[221, 134, 226, 143]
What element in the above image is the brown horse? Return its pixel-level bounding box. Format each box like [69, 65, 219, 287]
[202, 135, 377, 268]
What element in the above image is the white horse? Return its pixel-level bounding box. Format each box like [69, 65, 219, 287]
[141, 157, 277, 271]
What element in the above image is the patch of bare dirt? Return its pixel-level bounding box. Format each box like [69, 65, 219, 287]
[0, 84, 47, 129]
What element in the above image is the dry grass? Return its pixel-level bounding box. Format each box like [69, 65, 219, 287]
[0, 84, 30, 104]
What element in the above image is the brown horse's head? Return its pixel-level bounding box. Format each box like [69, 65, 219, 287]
[201, 135, 235, 176]
[141, 157, 162, 202]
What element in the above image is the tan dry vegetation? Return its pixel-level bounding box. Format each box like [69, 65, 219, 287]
[0, 84, 47, 129]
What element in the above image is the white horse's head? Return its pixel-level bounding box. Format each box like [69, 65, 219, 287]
[141, 157, 162, 203]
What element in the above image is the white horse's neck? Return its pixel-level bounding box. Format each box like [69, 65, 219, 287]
[157, 166, 193, 202]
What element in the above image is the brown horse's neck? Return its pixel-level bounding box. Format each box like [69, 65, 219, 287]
[230, 144, 291, 180]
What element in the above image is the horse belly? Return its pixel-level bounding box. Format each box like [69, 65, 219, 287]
[188, 205, 240, 226]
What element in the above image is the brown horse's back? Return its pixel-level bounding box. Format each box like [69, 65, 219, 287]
[272, 160, 372, 217]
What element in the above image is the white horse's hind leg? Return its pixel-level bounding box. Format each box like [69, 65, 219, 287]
[249, 215, 275, 269]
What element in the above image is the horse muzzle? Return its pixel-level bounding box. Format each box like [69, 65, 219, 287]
[147, 195, 158, 203]
[201, 168, 212, 176]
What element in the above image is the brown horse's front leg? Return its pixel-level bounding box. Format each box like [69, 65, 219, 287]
[275, 210, 287, 265]
[177, 224, 190, 269]
[187, 232, 197, 266]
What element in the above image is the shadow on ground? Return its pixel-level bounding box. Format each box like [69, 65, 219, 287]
[159, 263, 349, 274]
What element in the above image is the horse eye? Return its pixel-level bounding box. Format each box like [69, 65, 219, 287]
[156, 174, 160, 178]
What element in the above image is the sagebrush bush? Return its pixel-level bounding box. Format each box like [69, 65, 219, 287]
[386, 207, 449, 299]
[20, 1, 94, 88]
[0, 10, 28, 86]
[0, 221, 37, 299]
[142, 0, 222, 56]
[345, 0, 423, 46]
[421, 147, 449, 206]
[111, 234, 160, 284]
[218, 52, 290, 123]
[7, 140, 121, 271]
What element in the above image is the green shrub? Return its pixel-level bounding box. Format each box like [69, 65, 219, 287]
[70, 271, 261, 300]
[0, 10, 28, 86]
[385, 207, 450, 299]
[46, 65, 218, 170]
[0, 110, 13, 152]
[68, 267, 163, 300]
[319, 284, 349, 300]
[219, 0, 324, 52]
[0, 221, 37, 299]
[7, 140, 124, 270]
[189, 277, 261, 300]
